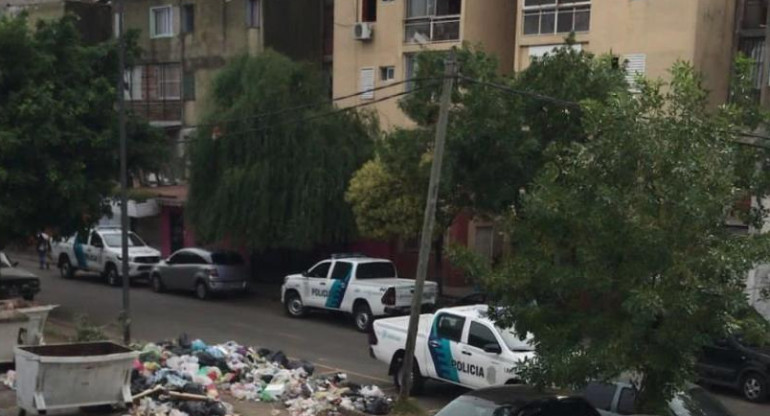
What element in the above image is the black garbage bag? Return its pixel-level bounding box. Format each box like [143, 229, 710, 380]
[179, 401, 227, 416]
[287, 359, 315, 376]
[260, 374, 274, 383]
[257, 348, 272, 357]
[365, 397, 392, 415]
[267, 350, 289, 368]
[178, 333, 192, 348]
[182, 382, 206, 395]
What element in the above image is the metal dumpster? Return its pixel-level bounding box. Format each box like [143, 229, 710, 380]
[0, 311, 28, 363]
[15, 342, 139, 415]
[15, 304, 57, 345]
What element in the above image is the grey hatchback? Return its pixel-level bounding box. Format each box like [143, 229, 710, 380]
[150, 248, 248, 299]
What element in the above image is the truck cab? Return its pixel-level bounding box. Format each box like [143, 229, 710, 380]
[370, 305, 535, 393]
[53, 227, 161, 286]
[281, 254, 438, 332]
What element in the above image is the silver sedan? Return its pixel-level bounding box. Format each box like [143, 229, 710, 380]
[150, 248, 249, 300]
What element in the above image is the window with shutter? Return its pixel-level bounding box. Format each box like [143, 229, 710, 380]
[624, 53, 646, 91]
[150, 6, 174, 38]
[124, 67, 144, 101]
[359, 68, 375, 100]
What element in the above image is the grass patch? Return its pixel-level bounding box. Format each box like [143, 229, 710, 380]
[392, 398, 428, 416]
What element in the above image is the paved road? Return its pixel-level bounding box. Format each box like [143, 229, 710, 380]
[11, 253, 770, 415]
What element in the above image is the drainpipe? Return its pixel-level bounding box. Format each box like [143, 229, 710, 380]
[762, 0, 770, 107]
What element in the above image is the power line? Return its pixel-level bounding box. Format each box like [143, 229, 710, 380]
[185, 76, 445, 130]
[458, 75, 581, 109]
[199, 82, 438, 140]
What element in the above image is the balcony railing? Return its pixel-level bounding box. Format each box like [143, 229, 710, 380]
[404, 14, 461, 43]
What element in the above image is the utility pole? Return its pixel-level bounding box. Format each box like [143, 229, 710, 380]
[117, 0, 131, 345]
[762, 0, 770, 106]
[399, 49, 457, 401]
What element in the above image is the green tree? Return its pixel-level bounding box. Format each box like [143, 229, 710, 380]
[483, 62, 770, 412]
[347, 43, 627, 281]
[188, 51, 377, 250]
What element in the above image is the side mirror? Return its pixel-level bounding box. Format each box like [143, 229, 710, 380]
[483, 343, 502, 354]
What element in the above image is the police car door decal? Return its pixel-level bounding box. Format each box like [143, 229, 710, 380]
[428, 315, 460, 383]
[325, 263, 352, 309]
[74, 235, 88, 268]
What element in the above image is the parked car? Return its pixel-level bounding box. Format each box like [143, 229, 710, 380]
[695, 336, 770, 402]
[281, 253, 438, 332]
[370, 304, 534, 393]
[435, 385, 601, 416]
[150, 248, 249, 300]
[0, 252, 40, 301]
[52, 226, 161, 286]
[582, 380, 735, 416]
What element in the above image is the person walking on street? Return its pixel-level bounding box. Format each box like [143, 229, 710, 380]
[35, 231, 51, 270]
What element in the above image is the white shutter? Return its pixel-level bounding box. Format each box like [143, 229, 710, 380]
[528, 43, 582, 58]
[624, 53, 646, 90]
[131, 67, 144, 100]
[359, 68, 375, 100]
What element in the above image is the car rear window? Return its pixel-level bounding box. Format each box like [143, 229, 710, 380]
[356, 262, 396, 279]
[211, 252, 244, 265]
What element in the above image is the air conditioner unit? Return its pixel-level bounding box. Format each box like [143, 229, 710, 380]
[353, 22, 373, 41]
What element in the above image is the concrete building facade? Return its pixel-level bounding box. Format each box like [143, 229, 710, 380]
[0, 0, 111, 44]
[515, 0, 737, 106]
[332, 0, 516, 129]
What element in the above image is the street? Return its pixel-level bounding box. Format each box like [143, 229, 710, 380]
[8, 253, 767, 416]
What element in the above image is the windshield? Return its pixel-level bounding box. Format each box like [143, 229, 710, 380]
[435, 396, 500, 416]
[497, 327, 535, 352]
[0, 252, 10, 268]
[102, 232, 146, 247]
[356, 262, 396, 279]
[211, 251, 244, 265]
[667, 387, 735, 416]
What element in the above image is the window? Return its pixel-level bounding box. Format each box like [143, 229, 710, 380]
[380, 66, 395, 82]
[436, 314, 465, 342]
[90, 232, 104, 248]
[405, 0, 461, 43]
[150, 5, 174, 38]
[523, 0, 590, 35]
[362, 0, 377, 22]
[187, 254, 208, 265]
[404, 54, 418, 91]
[124, 67, 143, 100]
[468, 322, 499, 350]
[156, 64, 182, 99]
[183, 71, 196, 100]
[359, 67, 375, 100]
[246, 0, 260, 28]
[308, 261, 331, 278]
[356, 262, 396, 279]
[581, 383, 616, 411]
[330, 261, 353, 280]
[624, 53, 646, 91]
[182, 4, 194, 33]
[617, 388, 637, 415]
[102, 232, 147, 247]
[474, 225, 494, 260]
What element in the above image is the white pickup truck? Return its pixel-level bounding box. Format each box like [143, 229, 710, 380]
[369, 305, 535, 394]
[281, 254, 438, 332]
[52, 226, 161, 286]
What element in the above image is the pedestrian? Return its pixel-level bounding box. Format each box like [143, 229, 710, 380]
[35, 230, 51, 270]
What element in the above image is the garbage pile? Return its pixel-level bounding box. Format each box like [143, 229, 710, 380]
[128, 335, 393, 416]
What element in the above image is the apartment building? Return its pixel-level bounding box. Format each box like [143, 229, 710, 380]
[515, 0, 736, 106]
[333, 0, 516, 129]
[0, 0, 111, 44]
[736, 0, 768, 104]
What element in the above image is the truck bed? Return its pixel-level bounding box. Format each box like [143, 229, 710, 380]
[375, 312, 434, 336]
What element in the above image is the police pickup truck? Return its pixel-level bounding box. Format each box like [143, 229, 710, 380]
[52, 227, 161, 286]
[281, 254, 438, 332]
[369, 305, 535, 394]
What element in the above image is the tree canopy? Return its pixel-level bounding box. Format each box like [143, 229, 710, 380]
[188, 51, 377, 250]
[481, 62, 770, 412]
[0, 15, 163, 247]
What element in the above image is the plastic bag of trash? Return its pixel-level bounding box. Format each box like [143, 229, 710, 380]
[365, 397, 393, 415]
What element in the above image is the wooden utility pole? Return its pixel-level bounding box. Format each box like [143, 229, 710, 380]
[117, 0, 131, 345]
[762, 0, 770, 106]
[398, 49, 457, 401]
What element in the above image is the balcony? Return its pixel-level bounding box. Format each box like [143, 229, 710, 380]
[404, 15, 461, 43]
[404, 0, 461, 44]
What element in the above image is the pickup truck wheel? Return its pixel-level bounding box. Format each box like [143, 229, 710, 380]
[59, 257, 74, 279]
[195, 281, 209, 300]
[106, 265, 121, 287]
[393, 356, 424, 395]
[353, 302, 373, 332]
[285, 292, 306, 317]
[741, 372, 767, 402]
